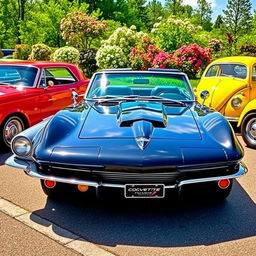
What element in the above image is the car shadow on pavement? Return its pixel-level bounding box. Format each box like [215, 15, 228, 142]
[0, 152, 11, 166]
[30, 180, 256, 248]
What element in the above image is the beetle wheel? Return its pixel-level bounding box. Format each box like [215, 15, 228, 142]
[241, 113, 256, 149]
[1, 116, 25, 150]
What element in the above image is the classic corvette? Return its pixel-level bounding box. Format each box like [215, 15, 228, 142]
[6, 68, 247, 201]
[196, 56, 256, 149]
[0, 61, 89, 149]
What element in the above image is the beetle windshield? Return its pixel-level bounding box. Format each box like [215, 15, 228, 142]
[87, 72, 194, 101]
[0, 65, 38, 87]
[205, 64, 247, 79]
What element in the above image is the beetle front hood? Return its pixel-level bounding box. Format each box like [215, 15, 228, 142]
[79, 101, 202, 141]
[197, 77, 247, 110]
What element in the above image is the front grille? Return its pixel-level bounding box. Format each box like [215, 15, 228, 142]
[37, 162, 238, 185]
[38, 163, 180, 185]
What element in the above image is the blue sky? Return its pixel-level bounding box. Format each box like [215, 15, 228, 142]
[158, 0, 256, 22]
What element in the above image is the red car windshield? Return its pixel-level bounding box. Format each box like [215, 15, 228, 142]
[0, 65, 38, 87]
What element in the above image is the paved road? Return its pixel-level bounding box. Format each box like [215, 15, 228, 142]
[0, 136, 255, 256]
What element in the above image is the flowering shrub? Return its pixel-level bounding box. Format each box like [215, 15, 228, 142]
[209, 38, 223, 52]
[79, 48, 98, 77]
[129, 37, 176, 70]
[152, 16, 201, 53]
[13, 44, 31, 60]
[60, 11, 107, 49]
[29, 43, 52, 61]
[52, 46, 80, 65]
[96, 45, 128, 69]
[174, 44, 211, 78]
[240, 43, 256, 56]
[102, 25, 148, 55]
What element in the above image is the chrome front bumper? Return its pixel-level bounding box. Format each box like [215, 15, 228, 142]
[6, 155, 248, 189]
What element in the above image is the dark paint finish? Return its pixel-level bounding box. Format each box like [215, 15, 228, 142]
[6, 70, 246, 197]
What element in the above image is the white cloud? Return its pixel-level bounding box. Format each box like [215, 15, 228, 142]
[182, 0, 216, 8]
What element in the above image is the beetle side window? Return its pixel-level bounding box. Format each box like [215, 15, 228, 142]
[252, 66, 256, 82]
[205, 65, 219, 77]
[41, 67, 77, 87]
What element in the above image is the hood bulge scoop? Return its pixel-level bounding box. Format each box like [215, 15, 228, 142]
[79, 101, 201, 142]
[117, 102, 167, 128]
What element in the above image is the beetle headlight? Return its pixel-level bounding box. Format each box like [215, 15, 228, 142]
[12, 136, 32, 157]
[231, 97, 242, 109]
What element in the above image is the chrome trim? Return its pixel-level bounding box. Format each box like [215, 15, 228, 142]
[225, 116, 239, 122]
[5, 155, 247, 189]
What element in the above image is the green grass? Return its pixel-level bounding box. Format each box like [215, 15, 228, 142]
[189, 79, 200, 88]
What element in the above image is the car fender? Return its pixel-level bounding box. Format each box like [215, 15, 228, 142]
[237, 98, 256, 127]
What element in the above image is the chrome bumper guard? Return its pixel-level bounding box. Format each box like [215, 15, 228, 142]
[6, 155, 248, 189]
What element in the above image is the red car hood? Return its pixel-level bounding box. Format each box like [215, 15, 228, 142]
[0, 85, 29, 102]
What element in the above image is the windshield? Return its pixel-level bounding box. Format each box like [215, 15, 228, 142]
[87, 72, 194, 101]
[205, 64, 247, 79]
[0, 65, 38, 87]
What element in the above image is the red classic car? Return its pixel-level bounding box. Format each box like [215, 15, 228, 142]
[0, 61, 89, 149]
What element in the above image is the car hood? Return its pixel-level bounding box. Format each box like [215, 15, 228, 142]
[79, 101, 201, 141]
[197, 77, 247, 110]
[0, 85, 26, 99]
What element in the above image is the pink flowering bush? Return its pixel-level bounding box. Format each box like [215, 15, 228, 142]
[13, 44, 31, 60]
[60, 11, 108, 49]
[129, 37, 176, 70]
[29, 43, 52, 61]
[174, 44, 211, 78]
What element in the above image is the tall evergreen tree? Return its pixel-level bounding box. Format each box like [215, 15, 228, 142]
[194, 0, 212, 31]
[214, 15, 224, 29]
[146, 0, 164, 29]
[223, 0, 252, 39]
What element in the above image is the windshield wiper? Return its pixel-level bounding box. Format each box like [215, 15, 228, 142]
[86, 95, 187, 106]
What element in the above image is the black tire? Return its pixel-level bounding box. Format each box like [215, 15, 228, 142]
[0, 115, 25, 150]
[180, 180, 233, 203]
[40, 180, 66, 198]
[241, 113, 256, 149]
[207, 179, 233, 202]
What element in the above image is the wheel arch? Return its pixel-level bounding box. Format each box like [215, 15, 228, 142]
[237, 99, 256, 127]
[0, 112, 30, 130]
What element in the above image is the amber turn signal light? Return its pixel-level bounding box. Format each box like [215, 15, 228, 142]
[77, 184, 89, 192]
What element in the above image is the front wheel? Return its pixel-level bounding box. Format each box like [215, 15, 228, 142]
[1, 116, 25, 150]
[241, 113, 256, 149]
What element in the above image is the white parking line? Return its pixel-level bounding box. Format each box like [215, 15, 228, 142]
[0, 197, 115, 256]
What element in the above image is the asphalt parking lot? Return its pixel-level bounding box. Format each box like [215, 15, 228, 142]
[0, 135, 255, 256]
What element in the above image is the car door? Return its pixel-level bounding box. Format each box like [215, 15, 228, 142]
[38, 67, 86, 118]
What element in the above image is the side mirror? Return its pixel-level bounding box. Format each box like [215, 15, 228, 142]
[200, 90, 210, 100]
[200, 90, 209, 106]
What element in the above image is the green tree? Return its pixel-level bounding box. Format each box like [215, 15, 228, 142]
[145, 0, 164, 29]
[193, 0, 212, 31]
[165, 0, 193, 18]
[214, 15, 224, 29]
[223, 0, 252, 39]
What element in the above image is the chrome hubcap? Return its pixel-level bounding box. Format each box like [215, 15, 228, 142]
[4, 119, 23, 145]
[246, 118, 256, 144]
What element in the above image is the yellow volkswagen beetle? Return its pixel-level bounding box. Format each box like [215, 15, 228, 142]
[197, 56, 256, 148]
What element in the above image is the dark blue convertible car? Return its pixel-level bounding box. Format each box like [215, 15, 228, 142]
[6, 68, 247, 201]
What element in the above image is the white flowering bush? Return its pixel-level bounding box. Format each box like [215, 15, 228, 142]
[96, 45, 128, 69]
[152, 16, 201, 53]
[52, 46, 80, 65]
[102, 25, 148, 55]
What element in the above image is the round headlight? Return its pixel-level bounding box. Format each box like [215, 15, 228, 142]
[231, 97, 242, 109]
[12, 136, 32, 157]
